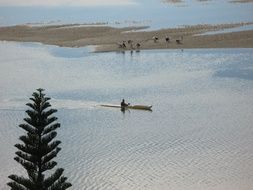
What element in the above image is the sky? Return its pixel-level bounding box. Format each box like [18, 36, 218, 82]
[0, 0, 137, 6]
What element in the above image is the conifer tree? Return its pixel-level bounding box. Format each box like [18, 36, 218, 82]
[7, 88, 72, 190]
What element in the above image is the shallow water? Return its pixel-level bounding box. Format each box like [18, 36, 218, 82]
[0, 42, 253, 190]
[196, 24, 253, 36]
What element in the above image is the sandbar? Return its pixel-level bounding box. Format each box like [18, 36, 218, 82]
[0, 23, 253, 52]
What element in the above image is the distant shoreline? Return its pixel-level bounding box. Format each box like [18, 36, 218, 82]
[0, 22, 253, 52]
[163, 0, 253, 4]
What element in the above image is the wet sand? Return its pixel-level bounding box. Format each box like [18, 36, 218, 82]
[0, 22, 253, 52]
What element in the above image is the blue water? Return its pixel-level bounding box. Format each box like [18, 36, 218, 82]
[197, 24, 253, 36]
[0, 42, 253, 189]
[0, 0, 253, 29]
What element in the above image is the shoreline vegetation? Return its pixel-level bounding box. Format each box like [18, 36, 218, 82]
[0, 22, 253, 52]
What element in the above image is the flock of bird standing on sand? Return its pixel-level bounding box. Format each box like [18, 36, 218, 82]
[117, 35, 184, 51]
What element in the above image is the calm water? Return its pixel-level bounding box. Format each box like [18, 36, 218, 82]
[0, 42, 253, 190]
[0, 0, 253, 29]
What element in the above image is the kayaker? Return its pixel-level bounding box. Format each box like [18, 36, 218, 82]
[121, 99, 129, 107]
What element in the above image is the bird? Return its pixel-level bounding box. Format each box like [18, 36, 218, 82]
[165, 36, 170, 43]
[152, 36, 159, 42]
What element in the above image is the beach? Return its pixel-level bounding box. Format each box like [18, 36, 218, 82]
[0, 22, 253, 52]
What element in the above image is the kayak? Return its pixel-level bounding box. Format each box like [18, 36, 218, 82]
[101, 104, 152, 111]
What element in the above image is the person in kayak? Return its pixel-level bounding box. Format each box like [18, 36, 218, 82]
[121, 99, 129, 108]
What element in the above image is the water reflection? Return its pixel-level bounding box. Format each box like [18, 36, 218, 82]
[49, 46, 92, 58]
[20, 42, 94, 58]
[215, 68, 253, 80]
[213, 50, 253, 80]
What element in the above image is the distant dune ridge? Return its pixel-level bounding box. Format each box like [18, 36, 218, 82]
[0, 0, 137, 6]
[163, 0, 253, 3]
[229, 0, 253, 3]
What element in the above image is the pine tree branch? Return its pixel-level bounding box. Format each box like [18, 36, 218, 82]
[26, 110, 38, 120]
[19, 124, 37, 134]
[44, 168, 64, 188]
[42, 131, 57, 144]
[43, 123, 60, 135]
[41, 102, 51, 111]
[27, 170, 38, 183]
[45, 117, 58, 126]
[48, 140, 61, 152]
[29, 97, 36, 102]
[49, 176, 72, 190]
[19, 134, 38, 146]
[15, 151, 38, 163]
[14, 157, 37, 172]
[43, 97, 51, 102]
[36, 88, 45, 92]
[7, 181, 27, 190]
[62, 182, 72, 190]
[15, 143, 37, 155]
[26, 102, 36, 111]
[32, 91, 40, 100]
[42, 109, 57, 118]
[41, 140, 61, 156]
[24, 117, 38, 129]
[30, 96, 50, 103]
[8, 175, 34, 189]
[41, 161, 57, 172]
[42, 147, 61, 165]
